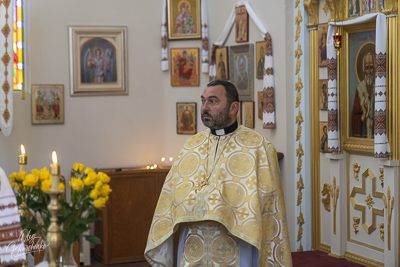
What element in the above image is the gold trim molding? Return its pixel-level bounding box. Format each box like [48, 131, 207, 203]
[382, 0, 398, 15]
[329, 177, 339, 234]
[382, 186, 395, 250]
[344, 251, 383, 267]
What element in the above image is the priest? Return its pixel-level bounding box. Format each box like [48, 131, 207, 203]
[145, 80, 292, 266]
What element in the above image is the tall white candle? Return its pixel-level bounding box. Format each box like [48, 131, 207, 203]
[50, 151, 60, 191]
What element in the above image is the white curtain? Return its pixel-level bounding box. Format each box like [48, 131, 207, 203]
[0, 1, 13, 136]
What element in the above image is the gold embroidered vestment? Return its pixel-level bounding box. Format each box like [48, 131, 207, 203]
[145, 125, 292, 266]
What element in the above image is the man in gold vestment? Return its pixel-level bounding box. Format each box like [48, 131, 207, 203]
[145, 80, 292, 266]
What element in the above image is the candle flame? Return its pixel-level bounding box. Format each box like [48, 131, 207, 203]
[161, 157, 165, 162]
[154, 164, 157, 168]
[52, 151, 58, 164]
[20, 144, 26, 155]
[169, 157, 173, 162]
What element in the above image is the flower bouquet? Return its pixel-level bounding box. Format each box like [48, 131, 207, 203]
[10, 163, 112, 265]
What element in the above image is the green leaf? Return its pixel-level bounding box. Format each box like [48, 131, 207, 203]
[84, 235, 101, 245]
[61, 232, 76, 244]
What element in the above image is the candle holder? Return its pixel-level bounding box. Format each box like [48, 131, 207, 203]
[333, 33, 342, 55]
[46, 189, 63, 267]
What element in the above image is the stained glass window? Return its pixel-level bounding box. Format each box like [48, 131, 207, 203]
[13, 0, 24, 91]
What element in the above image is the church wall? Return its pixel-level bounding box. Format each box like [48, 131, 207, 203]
[0, 0, 297, 251]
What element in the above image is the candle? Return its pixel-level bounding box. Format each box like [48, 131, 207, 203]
[154, 164, 157, 169]
[18, 144, 27, 172]
[161, 157, 165, 166]
[169, 157, 173, 166]
[50, 151, 60, 191]
[146, 165, 150, 169]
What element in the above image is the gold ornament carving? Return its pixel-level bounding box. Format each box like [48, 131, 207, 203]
[297, 207, 304, 241]
[295, 57, 301, 75]
[353, 163, 360, 180]
[322, 2, 330, 15]
[303, 0, 319, 28]
[325, 0, 343, 21]
[297, 175, 304, 206]
[329, 176, 339, 234]
[295, 76, 303, 91]
[365, 194, 374, 209]
[382, 0, 398, 15]
[297, 242, 303, 252]
[379, 223, 384, 241]
[321, 183, 331, 211]
[349, 168, 384, 234]
[295, 42, 303, 59]
[296, 89, 302, 108]
[353, 216, 360, 234]
[379, 168, 384, 188]
[296, 124, 302, 141]
[382, 186, 394, 250]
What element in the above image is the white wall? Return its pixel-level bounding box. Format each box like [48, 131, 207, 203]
[0, 0, 296, 251]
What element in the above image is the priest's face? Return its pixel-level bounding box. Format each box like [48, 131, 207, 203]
[201, 85, 233, 129]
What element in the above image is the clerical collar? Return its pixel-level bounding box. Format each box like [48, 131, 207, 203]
[210, 121, 238, 136]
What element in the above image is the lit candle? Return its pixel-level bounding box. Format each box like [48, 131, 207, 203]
[146, 165, 150, 169]
[169, 157, 173, 166]
[18, 144, 27, 172]
[154, 164, 158, 169]
[50, 151, 60, 191]
[161, 157, 165, 166]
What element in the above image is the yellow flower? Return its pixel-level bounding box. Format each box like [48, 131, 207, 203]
[9, 180, 14, 188]
[90, 189, 101, 199]
[84, 171, 98, 186]
[69, 178, 84, 191]
[58, 183, 65, 191]
[23, 174, 39, 187]
[98, 172, 111, 184]
[39, 167, 51, 181]
[100, 184, 112, 197]
[84, 167, 94, 175]
[72, 163, 85, 173]
[41, 179, 51, 191]
[10, 171, 26, 181]
[94, 181, 103, 190]
[93, 196, 109, 208]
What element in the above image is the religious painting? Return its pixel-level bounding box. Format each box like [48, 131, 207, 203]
[229, 44, 254, 101]
[378, 0, 384, 12]
[243, 101, 254, 128]
[167, 0, 201, 40]
[177, 102, 197, 134]
[170, 47, 200, 86]
[68, 26, 128, 96]
[342, 24, 376, 153]
[319, 79, 328, 110]
[318, 24, 328, 67]
[348, 0, 361, 17]
[257, 91, 263, 119]
[319, 121, 328, 153]
[215, 47, 229, 80]
[255, 41, 266, 79]
[31, 84, 64, 125]
[235, 5, 249, 43]
[362, 0, 376, 14]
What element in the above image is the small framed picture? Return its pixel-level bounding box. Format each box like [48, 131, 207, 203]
[215, 47, 229, 80]
[255, 41, 267, 79]
[167, 0, 201, 40]
[318, 23, 328, 67]
[68, 26, 128, 96]
[170, 47, 200, 86]
[243, 101, 254, 128]
[229, 44, 254, 101]
[320, 121, 328, 153]
[177, 102, 197, 134]
[235, 5, 249, 43]
[319, 79, 328, 110]
[257, 91, 263, 119]
[31, 84, 64, 125]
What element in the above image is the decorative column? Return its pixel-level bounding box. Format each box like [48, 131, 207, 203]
[303, 0, 318, 250]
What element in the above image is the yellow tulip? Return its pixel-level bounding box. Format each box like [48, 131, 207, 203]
[98, 172, 111, 184]
[94, 181, 103, 190]
[39, 167, 51, 181]
[100, 184, 112, 197]
[9, 180, 14, 188]
[69, 178, 84, 191]
[72, 163, 85, 173]
[84, 172, 98, 186]
[84, 167, 94, 175]
[90, 189, 101, 199]
[58, 183, 65, 191]
[93, 196, 109, 208]
[41, 180, 51, 191]
[23, 174, 39, 187]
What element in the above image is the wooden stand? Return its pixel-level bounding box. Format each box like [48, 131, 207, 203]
[94, 167, 169, 264]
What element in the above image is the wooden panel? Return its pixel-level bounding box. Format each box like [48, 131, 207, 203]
[94, 167, 169, 264]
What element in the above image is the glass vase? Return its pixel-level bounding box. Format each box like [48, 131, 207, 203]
[59, 241, 78, 267]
